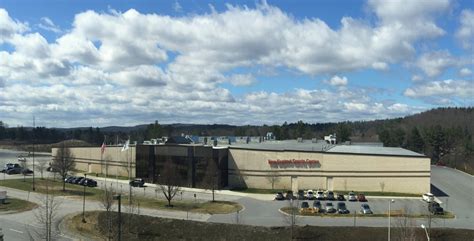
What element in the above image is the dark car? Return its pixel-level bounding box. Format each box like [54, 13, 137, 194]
[285, 191, 296, 200]
[297, 190, 306, 200]
[129, 178, 145, 187]
[1, 163, 21, 173]
[326, 191, 335, 200]
[357, 193, 367, 202]
[65, 176, 75, 183]
[313, 201, 323, 213]
[73, 177, 84, 184]
[428, 202, 444, 215]
[83, 178, 98, 187]
[21, 168, 34, 175]
[275, 192, 285, 201]
[78, 178, 87, 186]
[6, 167, 22, 175]
[337, 202, 350, 214]
[337, 194, 345, 201]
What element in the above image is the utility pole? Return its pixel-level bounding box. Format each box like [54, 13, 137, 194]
[113, 194, 122, 241]
[32, 116, 36, 191]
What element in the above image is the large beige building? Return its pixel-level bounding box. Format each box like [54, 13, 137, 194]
[54, 139, 430, 194]
[228, 142, 430, 194]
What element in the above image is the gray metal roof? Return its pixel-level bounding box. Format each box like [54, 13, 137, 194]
[325, 145, 425, 157]
[229, 140, 425, 157]
[230, 140, 333, 152]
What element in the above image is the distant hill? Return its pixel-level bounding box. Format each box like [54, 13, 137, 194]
[1, 107, 472, 174]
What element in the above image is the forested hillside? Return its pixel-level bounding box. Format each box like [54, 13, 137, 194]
[1, 107, 472, 174]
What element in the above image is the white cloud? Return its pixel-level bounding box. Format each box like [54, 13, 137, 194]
[459, 68, 472, 77]
[38, 17, 61, 33]
[404, 79, 474, 99]
[0, 3, 458, 127]
[411, 75, 423, 82]
[416, 50, 457, 77]
[0, 9, 28, 43]
[456, 9, 474, 49]
[227, 74, 255, 86]
[173, 1, 182, 12]
[325, 75, 348, 86]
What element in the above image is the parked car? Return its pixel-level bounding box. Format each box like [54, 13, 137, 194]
[422, 193, 435, 203]
[357, 193, 367, 202]
[6, 167, 22, 175]
[21, 168, 34, 175]
[46, 166, 58, 172]
[337, 194, 345, 201]
[275, 192, 285, 201]
[348, 192, 357, 201]
[83, 178, 98, 187]
[360, 204, 373, 214]
[1, 163, 21, 173]
[316, 190, 325, 200]
[65, 176, 74, 183]
[285, 190, 296, 200]
[306, 190, 315, 200]
[337, 202, 350, 214]
[300, 201, 310, 212]
[297, 190, 306, 200]
[313, 201, 323, 213]
[326, 191, 335, 200]
[325, 202, 336, 213]
[67, 176, 78, 183]
[428, 202, 444, 215]
[73, 177, 84, 184]
[78, 178, 87, 186]
[129, 178, 145, 187]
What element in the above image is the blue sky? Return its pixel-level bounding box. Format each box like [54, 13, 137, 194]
[0, 0, 472, 127]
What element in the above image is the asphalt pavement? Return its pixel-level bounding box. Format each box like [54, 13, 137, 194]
[0, 166, 472, 240]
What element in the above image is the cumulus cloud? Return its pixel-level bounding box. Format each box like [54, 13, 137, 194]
[404, 79, 474, 99]
[325, 75, 348, 86]
[416, 50, 457, 77]
[459, 68, 472, 77]
[0, 2, 459, 126]
[456, 9, 474, 49]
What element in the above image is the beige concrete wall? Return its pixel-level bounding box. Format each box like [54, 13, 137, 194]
[228, 148, 430, 194]
[51, 146, 136, 177]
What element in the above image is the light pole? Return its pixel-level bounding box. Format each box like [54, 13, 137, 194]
[82, 173, 87, 223]
[113, 194, 122, 241]
[421, 224, 430, 241]
[388, 199, 395, 241]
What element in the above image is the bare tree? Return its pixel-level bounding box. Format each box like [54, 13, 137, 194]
[157, 159, 181, 207]
[36, 161, 48, 180]
[393, 205, 417, 241]
[265, 171, 281, 190]
[282, 198, 299, 240]
[100, 183, 116, 240]
[202, 159, 219, 202]
[34, 179, 62, 241]
[19, 158, 28, 182]
[380, 181, 385, 193]
[52, 143, 75, 191]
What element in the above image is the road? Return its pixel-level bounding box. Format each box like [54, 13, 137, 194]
[0, 166, 472, 240]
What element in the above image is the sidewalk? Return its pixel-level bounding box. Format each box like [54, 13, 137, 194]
[74, 172, 276, 201]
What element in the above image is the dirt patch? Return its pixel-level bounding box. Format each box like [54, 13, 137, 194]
[0, 198, 37, 214]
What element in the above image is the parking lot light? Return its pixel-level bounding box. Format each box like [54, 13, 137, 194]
[388, 199, 395, 241]
[421, 224, 430, 241]
[82, 173, 87, 223]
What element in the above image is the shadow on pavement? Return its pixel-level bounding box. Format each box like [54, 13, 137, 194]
[430, 184, 449, 197]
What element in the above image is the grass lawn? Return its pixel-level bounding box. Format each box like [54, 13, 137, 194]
[66, 211, 473, 241]
[280, 207, 455, 219]
[0, 197, 37, 213]
[0, 178, 241, 214]
[230, 187, 286, 194]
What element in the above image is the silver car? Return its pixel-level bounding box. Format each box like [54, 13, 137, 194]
[360, 204, 373, 214]
[348, 192, 357, 201]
